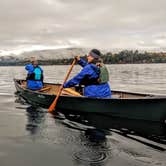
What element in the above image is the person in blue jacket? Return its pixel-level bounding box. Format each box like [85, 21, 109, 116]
[63, 49, 112, 98]
[25, 57, 44, 90]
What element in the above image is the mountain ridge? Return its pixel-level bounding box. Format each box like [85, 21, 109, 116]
[0, 48, 90, 62]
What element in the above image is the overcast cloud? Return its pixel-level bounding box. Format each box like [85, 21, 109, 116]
[0, 0, 166, 54]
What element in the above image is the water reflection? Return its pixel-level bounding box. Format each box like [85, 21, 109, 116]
[84, 129, 107, 142]
[26, 106, 46, 135]
[51, 112, 112, 165]
[65, 112, 165, 135]
[62, 111, 166, 147]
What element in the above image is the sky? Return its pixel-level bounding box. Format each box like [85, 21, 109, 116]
[0, 0, 166, 55]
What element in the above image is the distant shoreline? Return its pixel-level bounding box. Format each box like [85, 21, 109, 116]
[1, 50, 166, 66]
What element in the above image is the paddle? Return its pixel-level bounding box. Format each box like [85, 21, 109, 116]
[48, 58, 77, 112]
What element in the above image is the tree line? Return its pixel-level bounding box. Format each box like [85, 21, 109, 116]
[1, 50, 166, 66]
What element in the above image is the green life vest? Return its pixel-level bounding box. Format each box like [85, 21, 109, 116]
[98, 64, 109, 83]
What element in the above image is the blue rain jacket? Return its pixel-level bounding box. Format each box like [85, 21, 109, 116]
[25, 64, 43, 90]
[63, 59, 111, 98]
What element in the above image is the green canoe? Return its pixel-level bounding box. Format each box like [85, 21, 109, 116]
[14, 79, 166, 124]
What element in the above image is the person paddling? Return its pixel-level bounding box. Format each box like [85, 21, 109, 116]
[25, 57, 44, 90]
[63, 49, 111, 98]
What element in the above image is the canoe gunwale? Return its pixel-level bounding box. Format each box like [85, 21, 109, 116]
[14, 78, 166, 100]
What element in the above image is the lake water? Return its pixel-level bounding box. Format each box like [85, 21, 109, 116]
[0, 64, 166, 166]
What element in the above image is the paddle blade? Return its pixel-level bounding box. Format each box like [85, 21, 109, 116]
[48, 86, 63, 112]
[48, 100, 57, 112]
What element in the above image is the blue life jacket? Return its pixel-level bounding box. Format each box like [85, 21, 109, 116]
[26, 65, 43, 82]
[25, 64, 43, 90]
[34, 67, 42, 80]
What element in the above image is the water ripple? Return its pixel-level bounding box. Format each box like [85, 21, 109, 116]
[73, 150, 109, 164]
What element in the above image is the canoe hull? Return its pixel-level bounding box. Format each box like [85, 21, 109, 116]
[14, 79, 166, 123]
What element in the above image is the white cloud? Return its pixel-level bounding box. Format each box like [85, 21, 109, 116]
[0, 0, 166, 53]
[0, 45, 70, 56]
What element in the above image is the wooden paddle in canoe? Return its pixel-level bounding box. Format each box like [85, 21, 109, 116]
[48, 58, 77, 112]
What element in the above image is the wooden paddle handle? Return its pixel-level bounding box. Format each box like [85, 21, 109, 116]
[48, 59, 77, 112]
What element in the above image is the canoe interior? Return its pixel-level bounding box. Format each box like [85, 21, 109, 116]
[16, 79, 156, 99]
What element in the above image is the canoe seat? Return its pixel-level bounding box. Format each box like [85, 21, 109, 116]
[62, 88, 82, 96]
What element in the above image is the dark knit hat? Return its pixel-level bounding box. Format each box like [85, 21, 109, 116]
[89, 49, 101, 59]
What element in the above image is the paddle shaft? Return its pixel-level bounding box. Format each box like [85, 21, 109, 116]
[48, 59, 77, 112]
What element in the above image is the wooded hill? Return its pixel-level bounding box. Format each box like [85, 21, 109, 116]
[1, 50, 166, 66]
